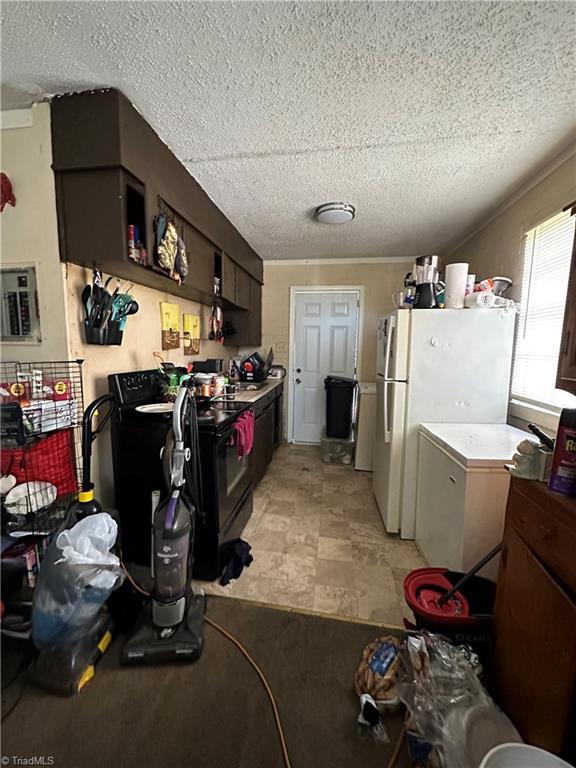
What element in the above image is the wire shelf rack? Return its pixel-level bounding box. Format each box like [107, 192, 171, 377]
[0, 359, 84, 538]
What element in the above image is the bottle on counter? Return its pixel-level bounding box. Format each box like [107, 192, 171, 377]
[548, 408, 576, 497]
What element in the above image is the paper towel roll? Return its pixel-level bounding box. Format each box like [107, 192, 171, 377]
[464, 290, 496, 309]
[445, 263, 469, 308]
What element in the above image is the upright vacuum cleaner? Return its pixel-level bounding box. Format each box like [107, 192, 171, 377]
[121, 380, 205, 665]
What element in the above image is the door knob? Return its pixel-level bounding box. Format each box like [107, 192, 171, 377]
[295, 378, 301, 384]
[296, 368, 301, 373]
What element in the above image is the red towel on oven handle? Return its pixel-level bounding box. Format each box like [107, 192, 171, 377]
[242, 409, 254, 456]
[230, 410, 254, 459]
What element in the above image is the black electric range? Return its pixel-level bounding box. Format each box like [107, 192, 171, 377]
[197, 400, 250, 429]
[108, 370, 254, 580]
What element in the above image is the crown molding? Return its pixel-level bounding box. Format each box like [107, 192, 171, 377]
[264, 256, 414, 266]
[0, 108, 33, 130]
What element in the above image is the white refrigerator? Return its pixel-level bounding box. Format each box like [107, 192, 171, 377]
[372, 308, 516, 539]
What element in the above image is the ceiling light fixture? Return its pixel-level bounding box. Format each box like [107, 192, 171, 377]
[314, 202, 355, 224]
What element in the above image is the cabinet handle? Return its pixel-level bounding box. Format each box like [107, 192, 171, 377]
[295, 378, 301, 384]
[538, 524, 554, 541]
[561, 329, 570, 357]
[449, 475, 456, 484]
[296, 368, 302, 374]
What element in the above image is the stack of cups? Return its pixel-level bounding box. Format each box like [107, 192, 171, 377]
[444, 263, 469, 308]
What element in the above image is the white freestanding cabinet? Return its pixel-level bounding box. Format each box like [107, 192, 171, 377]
[415, 423, 528, 580]
[355, 382, 376, 471]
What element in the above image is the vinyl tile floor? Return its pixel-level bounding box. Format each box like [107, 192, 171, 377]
[194, 444, 426, 625]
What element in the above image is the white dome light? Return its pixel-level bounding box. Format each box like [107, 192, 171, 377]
[314, 202, 355, 224]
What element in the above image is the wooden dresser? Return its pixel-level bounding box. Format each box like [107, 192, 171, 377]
[491, 477, 576, 761]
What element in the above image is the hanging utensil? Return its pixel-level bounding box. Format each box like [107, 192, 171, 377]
[81, 284, 92, 321]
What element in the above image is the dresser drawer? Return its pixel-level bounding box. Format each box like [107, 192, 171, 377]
[507, 481, 576, 593]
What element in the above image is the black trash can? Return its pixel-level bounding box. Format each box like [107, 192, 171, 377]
[324, 376, 357, 438]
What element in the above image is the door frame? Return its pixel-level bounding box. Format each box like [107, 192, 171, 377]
[287, 285, 365, 443]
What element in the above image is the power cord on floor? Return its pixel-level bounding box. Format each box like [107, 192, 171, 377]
[204, 615, 292, 768]
[385, 723, 406, 768]
[121, 563, 292, 768]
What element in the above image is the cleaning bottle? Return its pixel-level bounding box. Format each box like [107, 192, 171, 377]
[548, 408, 576, 497]
[72, 485, 103, 519]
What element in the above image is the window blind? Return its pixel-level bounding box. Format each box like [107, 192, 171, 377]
[511, 208, 576, 410]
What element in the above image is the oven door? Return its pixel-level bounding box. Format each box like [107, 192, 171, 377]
[216, 424, 252, 530]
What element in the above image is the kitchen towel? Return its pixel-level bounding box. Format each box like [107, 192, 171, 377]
[228, 410, 255, 458]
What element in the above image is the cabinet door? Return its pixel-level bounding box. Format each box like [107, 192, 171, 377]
[556, 220, 576, 394]
[223, 276, 262, 347]
[252, 406, 273, 487]
[221, 252, 236, 303]
[262, 404, 274, 467]
[185, 225, 215, 296]
[235, 267, 250, 309]
[415, 436, 467, 570]
[273, 390, 283, 449]
[492, 526, 576, 757]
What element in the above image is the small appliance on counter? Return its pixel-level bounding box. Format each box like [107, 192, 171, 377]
[267, 364, 286, 380]
[192, 359, 224, 373]
[405, 255, 444, 309]
[239, 348, 273, 382]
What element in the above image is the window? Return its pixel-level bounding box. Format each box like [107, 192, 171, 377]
[511, 209, 576, 413]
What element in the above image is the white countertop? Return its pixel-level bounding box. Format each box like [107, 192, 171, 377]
[419, 422, 531, 468]
[230, 378, 284, 403]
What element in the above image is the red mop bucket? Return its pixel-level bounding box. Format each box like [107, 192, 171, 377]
[403, 567, 496, 654]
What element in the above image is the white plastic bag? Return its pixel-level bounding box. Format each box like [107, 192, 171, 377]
[55, 513, 120, 590]
[32, 512, 124, 649]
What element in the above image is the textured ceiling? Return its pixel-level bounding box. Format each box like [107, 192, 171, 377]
[1, 1, 575, 261]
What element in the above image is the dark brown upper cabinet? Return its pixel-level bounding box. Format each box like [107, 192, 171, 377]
[51, 88, 263, 315]
[184, 224, 217, 298]
[221, 252, 236, 304]
[225, 274, 262, 348]
[235, 267, 251, 310]
[557, 220, 576, 395]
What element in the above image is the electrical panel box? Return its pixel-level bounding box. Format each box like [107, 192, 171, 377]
[1, 267, 40, 342]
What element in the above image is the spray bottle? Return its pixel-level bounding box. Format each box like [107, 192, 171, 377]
[548, 408, 576, 497]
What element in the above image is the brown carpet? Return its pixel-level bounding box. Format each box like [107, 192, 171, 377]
[2, 596, 410, 768]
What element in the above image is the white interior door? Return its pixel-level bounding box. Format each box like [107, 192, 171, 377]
[291, 290, 359, 443]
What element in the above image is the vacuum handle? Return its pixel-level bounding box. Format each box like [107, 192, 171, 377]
[81, 393, 116, 491]
[437, 543, 503, 607]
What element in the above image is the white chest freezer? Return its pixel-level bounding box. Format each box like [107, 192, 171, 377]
[415, 423, 528, 580]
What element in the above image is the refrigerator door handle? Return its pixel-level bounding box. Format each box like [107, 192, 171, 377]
[384, 314, 396, 380]
[383, 380, 392, 443]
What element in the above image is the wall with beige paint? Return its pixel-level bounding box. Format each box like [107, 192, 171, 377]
[64, 264, 237, 506]
[241, 259, 410, 440]
[1, 103, 68, 360]
[450, 152, 576, 434]
[246, 260, 410, 381]
[449, 153, 576, 301]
